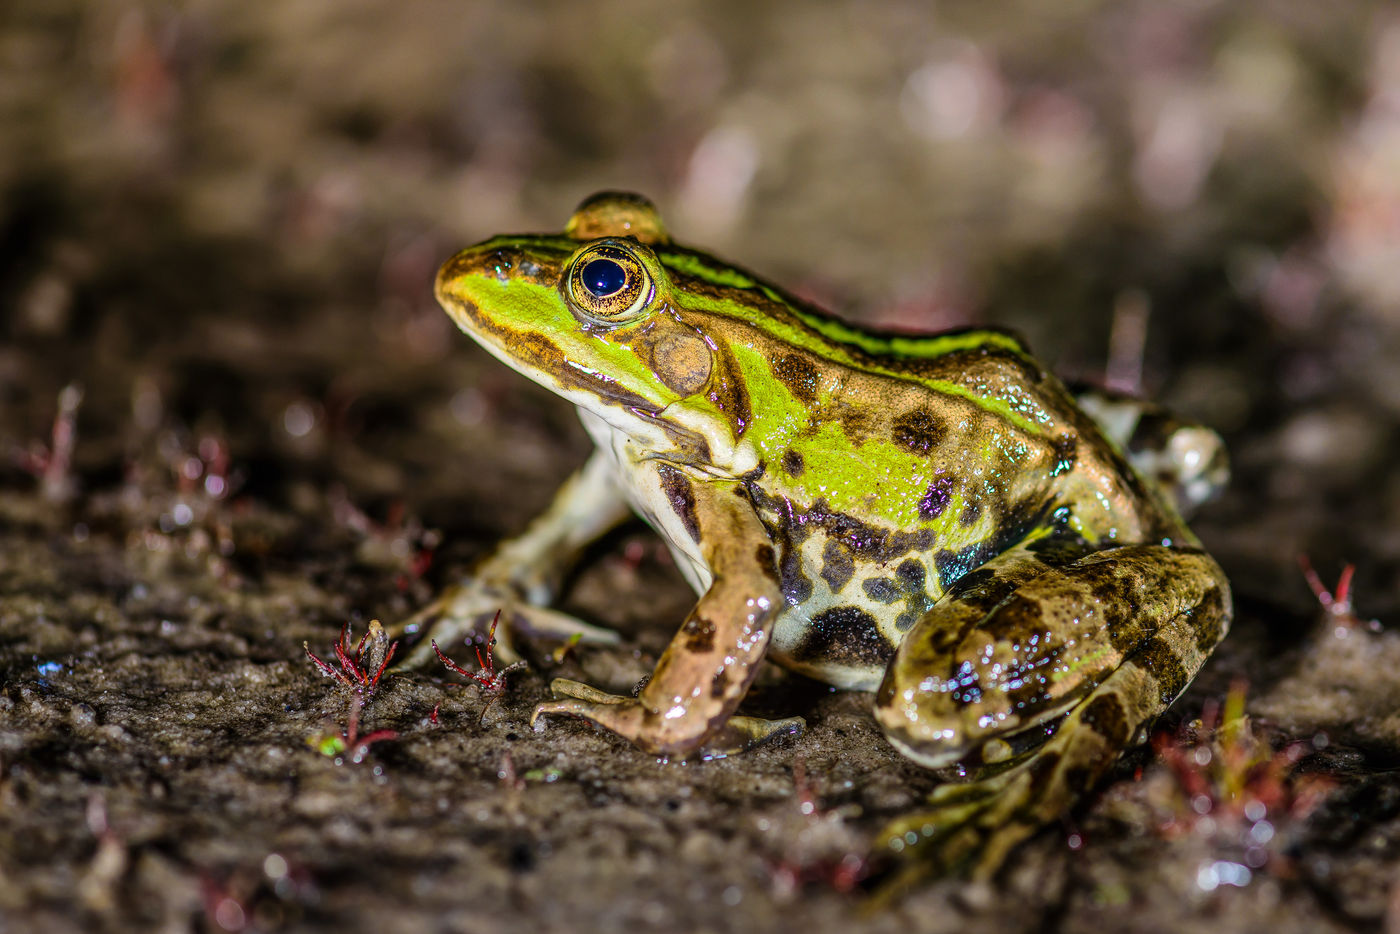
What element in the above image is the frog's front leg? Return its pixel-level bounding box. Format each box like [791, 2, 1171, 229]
[874, 541, 1231, 878]
[394, 449, 632, 668]
[533, 473, 800, 758]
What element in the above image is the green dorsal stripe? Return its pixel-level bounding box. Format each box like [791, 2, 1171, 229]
[656, 248, 1025, 360]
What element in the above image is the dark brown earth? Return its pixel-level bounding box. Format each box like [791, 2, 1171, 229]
[4, 2, 1400, 932]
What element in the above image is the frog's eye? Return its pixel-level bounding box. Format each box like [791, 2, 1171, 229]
[564, 242, 654, 325]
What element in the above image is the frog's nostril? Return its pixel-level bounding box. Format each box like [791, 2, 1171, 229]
[581, 258, 627, 297]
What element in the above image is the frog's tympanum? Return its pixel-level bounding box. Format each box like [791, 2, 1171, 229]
[411, 192, 1232, 875]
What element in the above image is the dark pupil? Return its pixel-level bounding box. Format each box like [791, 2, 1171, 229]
[581, 259, 627, 298]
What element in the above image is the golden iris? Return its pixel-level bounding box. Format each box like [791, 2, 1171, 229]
[563, 242, 653, 325]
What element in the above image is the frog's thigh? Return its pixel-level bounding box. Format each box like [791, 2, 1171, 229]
[874, 544, 1231, 770]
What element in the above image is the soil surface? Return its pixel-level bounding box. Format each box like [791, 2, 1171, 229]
[3, 2, 1400, 932]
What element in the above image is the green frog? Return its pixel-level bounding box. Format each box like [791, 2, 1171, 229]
[407, 191, 1232, 875]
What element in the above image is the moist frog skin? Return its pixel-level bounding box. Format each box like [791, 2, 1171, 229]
[407, 191, 1232, 874]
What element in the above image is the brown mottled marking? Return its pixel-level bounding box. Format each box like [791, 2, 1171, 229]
[820, 538, 855, 593]
[891, 408, 947, 455]
[1025, 535, 1093, 567]
[781, 449, 805, 477]
[801, 606, 894, 666]
[656, 464, 700, 543]
[772, 353, 820, 403]
[1194, 587, 1228, 652]
[919, 476, 955, 520]
[979, 594, 1044, 641]
[863, 577, 900, 603]
[754, 544, 779, 584]
[1079, 693, 1130, 746]
[682, 615, 717, 653]
[710, 669, 729, 698]
[1135, 636, 1190, 704]
[709, 342, 753, 436]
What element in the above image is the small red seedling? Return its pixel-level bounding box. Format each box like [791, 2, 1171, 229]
[763, 756, 869, 897]
[1151, 680, 1331, 861]
[308, 695, 398, 763]
[15, 382, 83, 502]
[304, 619, 397, 696]
[433, 610, 525, 694]
[433, 610, 526, 723]
[1298, 554, 1378, 630]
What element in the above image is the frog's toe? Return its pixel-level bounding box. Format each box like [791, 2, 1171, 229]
[531, 687, 649, 743]
[695, 715, 805, 760]
[546, 677, 631, 705]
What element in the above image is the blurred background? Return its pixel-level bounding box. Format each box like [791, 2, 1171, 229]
[3, 0, 1398, 600]
[3, 3, 1400, 929]
[4, 0, 1398, 606]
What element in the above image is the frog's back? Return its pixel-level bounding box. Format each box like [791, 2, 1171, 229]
[668, 274, 1184, 688]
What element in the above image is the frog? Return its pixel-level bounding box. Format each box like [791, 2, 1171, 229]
[405, 191, 1232, 876]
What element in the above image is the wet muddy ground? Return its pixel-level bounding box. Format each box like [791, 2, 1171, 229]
[3, 2, 1400, 932]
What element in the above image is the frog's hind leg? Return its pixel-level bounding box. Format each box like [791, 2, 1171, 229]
[1072, 386, 1230, 517]
[392, 449, 632, 668]
[872, 542, 1231, 880]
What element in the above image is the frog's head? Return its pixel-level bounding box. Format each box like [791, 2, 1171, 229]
[436, 192, 755, 468]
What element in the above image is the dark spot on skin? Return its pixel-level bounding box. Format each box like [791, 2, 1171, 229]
[754, 544, 779, 584]
[981, 594, 1044, 641]
[1070, 564, 1150, 654]
[782, 449, 805, 477]
[656, 465, 700, 543]
[896, 558, 926, 591]
[863, 578, 900, 603]
[935, 541, 1001, 592]
[682, 615, 717, 653]
[772, 353, 821, 404]
[1194, 586, 1229, 652]
[711, 669, 730, 699]
[804, 498, 936, 564]
[943, 567, 998, 602]
[1135, 636, 1190, 705]
[1079, 694, 1130, 746]
[1025, 533, 1093, 567]
[708, 343, 753, 437]
[919, 476, 955, 520]
[779, 546, 812, 605]
[891, 408, 947, 455]
[820, 539, 855, 593]
[750, 491, 814, 607]
[959, 501, 982, 527]
[802, 606, 893, 666]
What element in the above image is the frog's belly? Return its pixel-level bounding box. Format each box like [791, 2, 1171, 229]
[768, 579, 901, 692]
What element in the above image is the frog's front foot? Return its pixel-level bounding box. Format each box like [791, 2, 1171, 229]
[391, 583, 621, 669]
[533, 678, 803, 759]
